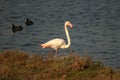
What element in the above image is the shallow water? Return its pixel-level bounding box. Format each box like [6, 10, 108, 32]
[0, 0, 120, 68]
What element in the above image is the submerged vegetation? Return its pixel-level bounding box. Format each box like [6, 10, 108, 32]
[0, 49, 120, 80]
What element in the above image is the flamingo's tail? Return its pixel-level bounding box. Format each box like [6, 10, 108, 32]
[39, 44, 51, 48]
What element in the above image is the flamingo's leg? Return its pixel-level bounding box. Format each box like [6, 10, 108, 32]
[55, 49, 58, 56]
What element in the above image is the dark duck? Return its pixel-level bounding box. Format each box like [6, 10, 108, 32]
[25, 18, 33, 25]
[11, 24, 23, 33]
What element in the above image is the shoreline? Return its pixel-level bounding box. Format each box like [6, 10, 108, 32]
[0, 49, 120, 80]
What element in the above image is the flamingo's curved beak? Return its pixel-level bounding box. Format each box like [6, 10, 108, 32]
[69, 23, 73, 29]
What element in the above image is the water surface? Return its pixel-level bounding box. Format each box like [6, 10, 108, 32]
[0, 0, 120, 68]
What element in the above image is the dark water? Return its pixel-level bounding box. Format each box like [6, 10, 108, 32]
[0, 0, 120, 68]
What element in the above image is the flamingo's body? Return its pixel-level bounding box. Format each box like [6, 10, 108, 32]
[40, 21, 73, 55]
[41, 38, 66, 50]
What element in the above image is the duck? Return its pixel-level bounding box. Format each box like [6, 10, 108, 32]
[11, 24, 23, 33]
[25, 18, 33, 25]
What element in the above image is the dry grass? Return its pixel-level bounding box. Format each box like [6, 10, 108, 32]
[0, 49, 120, 80]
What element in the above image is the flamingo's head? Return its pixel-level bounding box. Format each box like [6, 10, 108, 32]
[65, 21, 73, 28]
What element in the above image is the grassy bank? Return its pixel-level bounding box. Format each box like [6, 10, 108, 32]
[0, 49, 120, 80]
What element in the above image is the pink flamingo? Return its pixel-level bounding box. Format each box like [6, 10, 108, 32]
[39, 21, 73, 55]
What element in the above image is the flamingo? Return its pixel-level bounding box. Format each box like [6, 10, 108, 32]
[39, 21, 73, 55]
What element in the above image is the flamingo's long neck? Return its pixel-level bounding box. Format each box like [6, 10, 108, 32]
[64, 23, 71, 48]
